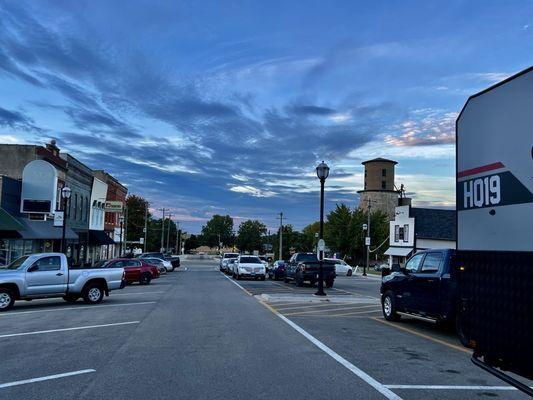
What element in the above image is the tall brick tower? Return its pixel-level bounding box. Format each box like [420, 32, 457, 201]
[357, 158, 407, 219]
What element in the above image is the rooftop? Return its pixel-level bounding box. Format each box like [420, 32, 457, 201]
[411, 207, 456, 241]
[361, 157, 398, 165]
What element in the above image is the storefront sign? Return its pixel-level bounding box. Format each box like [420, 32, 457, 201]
[105, 201, 124, 213]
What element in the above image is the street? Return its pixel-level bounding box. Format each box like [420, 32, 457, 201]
[0, 258, 529, 400]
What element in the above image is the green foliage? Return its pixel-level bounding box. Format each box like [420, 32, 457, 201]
[200, 215, 234, 248]
[235, 220, 267, 253]
[302, 221, 320, 251]
[323, 204, 390, 264]
[125, 195, 150, 243]
[184, 234, 200, 252]
[272, 224, 313, 260]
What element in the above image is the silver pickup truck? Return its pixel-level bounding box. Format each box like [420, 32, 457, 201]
[0, 253, 125, 311]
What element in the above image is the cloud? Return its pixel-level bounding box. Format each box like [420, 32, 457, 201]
[229, 185, 277, 197]
[0, 106, 42, 132]
[385, 109, 456, 147]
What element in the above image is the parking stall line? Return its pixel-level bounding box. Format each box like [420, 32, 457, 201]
[0, 369, 96, 389]
[371, 317, 470, 354]
[275, 302, 357, 311]
[288, 308, 382, 318]
[113, 291, 165, 296]
[0, 321, 140, 338]
[3, 302, 157, 317]
[283, 304, 381, 316]
[385, 385, 519, 391]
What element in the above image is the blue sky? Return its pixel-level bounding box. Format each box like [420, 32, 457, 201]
[0, 1, 532, 233]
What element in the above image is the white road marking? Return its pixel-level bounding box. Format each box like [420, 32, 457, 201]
[113, 292, 164, 296]
[224, 278, 401, 400]
[0, 321, 140, 338]
[385, 385, 520, 391]
[3, 302, 156, 316]
[0, 369, 95, 389]
[277, 313, 402, 400]
[221, 272, 250, 293]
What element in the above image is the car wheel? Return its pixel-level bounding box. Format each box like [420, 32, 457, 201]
[62, 295, 79, 303]
[283, 276, 290, 283]
[347, 269, 353, 277]
[382, 291, 401, 321]
[236, 273, 240, 280]
[0, 288, 15, 311]
[325, 279, 334, 288]
[83, 284, 104, 304]
[139, 272, 152, 285]
[261, 275, 266, 281]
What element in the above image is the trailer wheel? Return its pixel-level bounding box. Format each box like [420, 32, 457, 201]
[382, 291, 401, 321]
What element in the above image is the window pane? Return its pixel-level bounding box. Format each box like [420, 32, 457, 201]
[405, 253, 424, 272]
[35, 256, 62, 271]
[403, 224, 409, 243]
[420, 253, 443, 273]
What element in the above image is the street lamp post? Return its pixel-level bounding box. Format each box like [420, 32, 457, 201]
[119, 215, 124, 257]
[60, 186, 72, 254]
[315, 161, 329, 297]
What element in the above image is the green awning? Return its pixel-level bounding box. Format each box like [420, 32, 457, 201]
[0, 208, 25, 231]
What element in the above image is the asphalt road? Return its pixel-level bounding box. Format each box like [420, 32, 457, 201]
[0, 259, 530, 400]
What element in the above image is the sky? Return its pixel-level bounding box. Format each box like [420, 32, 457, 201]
[0, 0, 532, 233]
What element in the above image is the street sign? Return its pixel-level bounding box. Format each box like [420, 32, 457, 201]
[317, 239, 325, 251]
[105, 201, 124, 213]
[54, 211, 64, 227]
[362, 224, 368, 230]
[365, 237, 371, 246]
[139, 238, 144, 244]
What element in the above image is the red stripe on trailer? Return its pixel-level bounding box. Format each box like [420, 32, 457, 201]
[457, 162, 505, 178]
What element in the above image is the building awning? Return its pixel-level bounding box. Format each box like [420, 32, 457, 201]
[88, 230, 115, 246]
[0, 208, 25, 231]
[384, 246, 413, 257]
[16, 218, 78, 240]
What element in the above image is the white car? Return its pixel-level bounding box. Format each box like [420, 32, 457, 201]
[233, 255, 266, 280]
[326, 258, 354, 276]
[143, 257, 172, 273]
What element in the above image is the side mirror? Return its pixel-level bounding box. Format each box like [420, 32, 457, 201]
[27, 265, 38, 272]
[391, 264, 401, 272]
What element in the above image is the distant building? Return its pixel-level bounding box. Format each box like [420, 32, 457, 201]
[384, 205, 456, 266]
[357, 158, 410, 219]
[93, 170, 128, 258]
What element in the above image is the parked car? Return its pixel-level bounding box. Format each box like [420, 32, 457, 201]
[268, 260, 286, 280]
[103, 258, 160, 285]
[380, 249, 459, 331]
[0, 253, 125, 311]
[326, 258, 353, 276]
[137, 252, 180, 271]
[233, 255, 266, 280]
[226, 258, 237, 275]
[220, 252, 239, 271]
[373, 262, 389, 272]
[284, 253, 336, 287]
[142, 258, 169, 274]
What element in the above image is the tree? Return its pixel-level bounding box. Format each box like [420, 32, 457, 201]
[184, 234, 200, 252]
[125, 195, 150, 247]
[236, 220, 267, 253]
[325, 204, 353, 258]
[302, 221, 320, 251]
[200, 215, 234, 248]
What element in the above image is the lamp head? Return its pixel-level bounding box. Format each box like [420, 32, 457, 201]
[316, 161, 330, 180]
[61, 186, 72, 199]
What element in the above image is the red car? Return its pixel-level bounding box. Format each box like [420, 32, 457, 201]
[104, 258, 160, 285]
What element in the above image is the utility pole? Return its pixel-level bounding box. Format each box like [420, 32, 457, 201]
[277, 212, 283, 260]
[365, 198, 371, 277]
[166, 214, 172, 254]
[159, 208, 167, 252]
[123, 204, 129, 255]
[143, 203, 148, 253]
[175, 221, 180, 254]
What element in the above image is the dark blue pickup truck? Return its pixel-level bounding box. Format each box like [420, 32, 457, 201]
[380, 249, 459, 330]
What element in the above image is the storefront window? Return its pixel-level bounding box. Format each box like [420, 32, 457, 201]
[0, 239, 8, 265]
